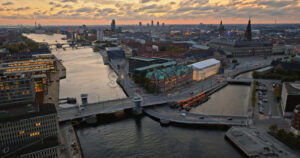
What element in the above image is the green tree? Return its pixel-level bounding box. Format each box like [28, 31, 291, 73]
[269, 124, 278, 133]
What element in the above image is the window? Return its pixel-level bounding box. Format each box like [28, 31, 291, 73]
[36, 123, 41, 126]
[19, 130, 25, 135]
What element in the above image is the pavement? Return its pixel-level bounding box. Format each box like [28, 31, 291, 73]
[59, 123, 82, 158]
[226, 127, 299, 158]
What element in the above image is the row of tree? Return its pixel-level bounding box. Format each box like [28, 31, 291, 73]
[269, 125, 300, 150]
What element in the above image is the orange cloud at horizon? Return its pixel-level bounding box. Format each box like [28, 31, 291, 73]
[1, 18, 299, 26]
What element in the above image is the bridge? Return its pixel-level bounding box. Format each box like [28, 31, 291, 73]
[144, 107, 249, 126]
[57, 98, 167, 122]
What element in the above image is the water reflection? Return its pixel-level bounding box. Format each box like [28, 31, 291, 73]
[24, 34, 126, 105]
[190, 85, 250, 116]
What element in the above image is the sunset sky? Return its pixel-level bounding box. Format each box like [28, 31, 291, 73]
[0, 0, 299, 25]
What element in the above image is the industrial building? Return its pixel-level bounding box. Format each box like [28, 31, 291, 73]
[281, 82, 300, 116]
[189, 59, 221, 81]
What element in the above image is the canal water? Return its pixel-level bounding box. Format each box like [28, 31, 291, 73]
[26, 34, 243, 158]
[190, 85, 250, 116]
[24, 34, 126, 105]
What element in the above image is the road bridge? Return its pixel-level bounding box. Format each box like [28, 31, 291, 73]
[57, 98, 167, 122]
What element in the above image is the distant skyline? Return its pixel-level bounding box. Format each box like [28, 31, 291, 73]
[0, 0, 300, 25]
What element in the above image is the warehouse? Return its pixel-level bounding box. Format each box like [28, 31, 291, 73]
[189, 59, 220, 81]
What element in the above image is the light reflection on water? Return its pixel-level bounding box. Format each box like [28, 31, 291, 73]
[190, 85, 250, 116]
[24, 34, 126, 105]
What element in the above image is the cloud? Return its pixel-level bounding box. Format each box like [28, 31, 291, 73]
[140, 0, 160, 3]
[60, 0, 78, 2]
[2, 2, 14, 6]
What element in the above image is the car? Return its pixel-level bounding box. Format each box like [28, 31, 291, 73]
[258, 101, 263, 105]
[199, 116, 205, 119]
[259, 110, 264, 114]
[180, 113, 186, 117]
[263, 98, 268, 102]
[227, 117, 232, 121]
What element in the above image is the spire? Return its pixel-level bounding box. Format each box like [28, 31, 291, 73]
[219, 20, 225, 36]
[245, 18, 252, 41]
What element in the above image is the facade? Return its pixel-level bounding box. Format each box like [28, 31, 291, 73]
[210, 19, 273, 57]
[291, 105, 300, 135]
[0, 103, 60, 158]
[281, 82, 300, 116]
[106, 47, 125, 60]
[189, 59, 220, 81]
[0, 78, 35, 107]
[0, 54, 66, 106]
[146, 65, 193, 92]
[209, 39, 273, 57]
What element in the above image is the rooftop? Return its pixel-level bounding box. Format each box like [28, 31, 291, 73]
[211, 38, 272, 47]
[129, 56, 155, 62]
[1, 136, 59, 157]
[135, 61, 177, 71]
[189, 58, 220, 70]
[284, 82, 300, 95]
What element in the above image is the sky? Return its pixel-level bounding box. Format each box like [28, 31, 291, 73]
[0, 0, 299, 25]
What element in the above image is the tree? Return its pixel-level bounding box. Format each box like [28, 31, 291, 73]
[269, 124, 278, 133]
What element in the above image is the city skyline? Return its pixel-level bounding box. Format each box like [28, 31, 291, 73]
[0, 0, 300, 25]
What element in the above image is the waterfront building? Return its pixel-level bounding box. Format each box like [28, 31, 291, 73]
[0, 103, 61, 157]
[291, 105, 300, 135]
[0, 78, 35, 107]
[189, 58, 220, 81]
[105, 47, 125, 60]
[281, 82, 300, 116]
[145, 65, 192, 92]
[128, 56, 174, 74]
[0, 54, 66, 106]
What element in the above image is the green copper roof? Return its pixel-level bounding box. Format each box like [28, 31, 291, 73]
[135, 61, 177, 71]
[129, 56, 155, 62]
[146, 65, 191, 81]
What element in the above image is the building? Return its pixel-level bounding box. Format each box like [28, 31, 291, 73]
[157, 21, 160, 27]
[128, 56, 173, 74]
[281, 82, 300, 116]
[151, 20, 154, 27]
[0, 54, 66, 106]
[106, 47, 125, 60]
[0, 103, 61, 158]
[96, 30, 104, 41]
[139, 22, 142, 27]
[291, 105, 300, 135]
[189, 59, 220, 81]
[0, 78, 35, 107]
[209, 19, 273, 57]
[145, 65, 192, 92]
[111, 19, 116, 32]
